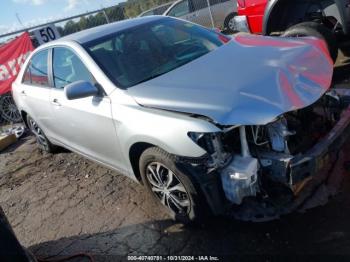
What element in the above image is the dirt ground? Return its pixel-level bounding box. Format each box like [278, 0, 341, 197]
[1, 55, 350, 261]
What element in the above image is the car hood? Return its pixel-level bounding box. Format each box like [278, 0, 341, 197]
[127, 34, 333, 126]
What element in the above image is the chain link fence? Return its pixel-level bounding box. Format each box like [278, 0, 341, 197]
[47, 0, 236, 39]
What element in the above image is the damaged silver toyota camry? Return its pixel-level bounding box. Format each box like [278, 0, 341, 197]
[13, 16, 350, 223]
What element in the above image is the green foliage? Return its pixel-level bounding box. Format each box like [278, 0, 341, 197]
[60, 0, 172, 36]
[60, 5, 125, 36]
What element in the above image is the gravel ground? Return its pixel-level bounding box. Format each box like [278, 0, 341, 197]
[1, 54, 350, 262]
[1, 132, 350, 261]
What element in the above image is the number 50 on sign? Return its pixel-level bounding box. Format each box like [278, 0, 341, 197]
[33, 24, 61, 45]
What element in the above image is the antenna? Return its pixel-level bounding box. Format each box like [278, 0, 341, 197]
[15, 13, 24, 27]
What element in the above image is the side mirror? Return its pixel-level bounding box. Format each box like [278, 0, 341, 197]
[65, 80, 99, 100]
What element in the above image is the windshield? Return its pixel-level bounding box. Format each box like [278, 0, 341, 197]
[84, 18, 226, 88]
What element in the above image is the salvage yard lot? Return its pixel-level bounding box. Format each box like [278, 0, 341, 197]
[2, 55, 350, 261]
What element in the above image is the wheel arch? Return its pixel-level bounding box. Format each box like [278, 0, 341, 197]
[128, 142, 155, 184]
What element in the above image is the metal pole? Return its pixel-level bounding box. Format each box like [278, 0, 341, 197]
[102, 9, 110, 23]
[206, 0, 215, 28]
[15, 13, 24, 27]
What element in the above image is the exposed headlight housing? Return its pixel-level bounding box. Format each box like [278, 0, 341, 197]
[188, 132, 231, 169]
[188, 132, 216, 154]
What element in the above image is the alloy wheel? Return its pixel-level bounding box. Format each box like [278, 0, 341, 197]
[228, 17, 236, 31]
[28, 118, 49, 151]
[146, 162, 191, 215]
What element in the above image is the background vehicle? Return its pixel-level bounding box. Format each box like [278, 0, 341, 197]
[234, 0, 350, 62]
[164, 0, 237, 32]
[138, 2, 174, 17]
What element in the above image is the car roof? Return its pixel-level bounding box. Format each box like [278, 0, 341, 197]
[56, 16, 166, 45]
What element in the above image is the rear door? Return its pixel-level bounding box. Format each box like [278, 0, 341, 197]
[48, 46, 121, 167]
[20, 49, 52, 136]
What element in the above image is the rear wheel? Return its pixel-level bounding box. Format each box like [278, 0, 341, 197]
[282, 22, 338, 63]
[224, 13, 237, 34]
[27, 115, 56, 153]
[139, 147, 210, 224]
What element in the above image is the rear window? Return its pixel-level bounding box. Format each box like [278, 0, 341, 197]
[22, 49, 49, 87]
[84, 18, 225, 88]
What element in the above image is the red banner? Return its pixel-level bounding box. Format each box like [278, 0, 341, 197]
[0, 32, 34, 95]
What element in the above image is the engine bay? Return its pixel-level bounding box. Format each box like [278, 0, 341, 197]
[193, 89, 350, 211]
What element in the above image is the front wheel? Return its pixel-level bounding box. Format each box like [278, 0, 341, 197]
[139, 147, 210, 224]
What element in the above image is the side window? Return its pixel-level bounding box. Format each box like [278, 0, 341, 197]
[191, 0, 209, 11]
[168, 0, 190, 17]
[22, 49, 49, 86]
[52, 47, 94, 89]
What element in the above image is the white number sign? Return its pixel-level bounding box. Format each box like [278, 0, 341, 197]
[33, 24, 60, 45]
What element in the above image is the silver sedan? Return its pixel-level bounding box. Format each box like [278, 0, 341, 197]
[12, 16, 350, 223]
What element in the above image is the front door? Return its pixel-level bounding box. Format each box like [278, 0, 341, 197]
[48, 47, 122, 168]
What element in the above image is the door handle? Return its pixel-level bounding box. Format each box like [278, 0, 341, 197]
[51, 98, 61, 106]
[20, 90, 26, 96]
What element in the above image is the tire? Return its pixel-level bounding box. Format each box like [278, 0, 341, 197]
[282, 22, 338, 63]
[224, 12, 237, 34]
[26, 115, 56, 153]
[139, 147, 210, 224]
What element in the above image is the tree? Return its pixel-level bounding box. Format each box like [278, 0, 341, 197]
[60, 0, 173, 36]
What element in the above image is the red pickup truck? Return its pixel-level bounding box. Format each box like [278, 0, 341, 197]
[234, 0, 350, 62]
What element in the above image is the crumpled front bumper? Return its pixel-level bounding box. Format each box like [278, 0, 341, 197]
[230, 89, 350, 221]
[198, 89, 350, 220]
[290, 105, 350, 194]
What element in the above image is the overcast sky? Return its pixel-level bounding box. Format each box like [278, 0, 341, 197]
[0, 0, 124, 35]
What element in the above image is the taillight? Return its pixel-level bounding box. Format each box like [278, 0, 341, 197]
[237, 0, 246, 8]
